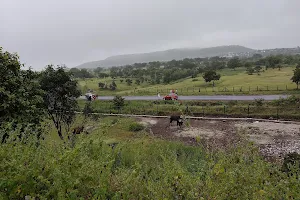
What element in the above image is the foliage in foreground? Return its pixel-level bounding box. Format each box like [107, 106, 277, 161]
[1, 121, 300, 199]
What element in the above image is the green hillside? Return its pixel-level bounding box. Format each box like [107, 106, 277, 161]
[79, 66, 300, 96]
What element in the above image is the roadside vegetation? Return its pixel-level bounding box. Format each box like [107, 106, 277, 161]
[78, 95, 300, 120]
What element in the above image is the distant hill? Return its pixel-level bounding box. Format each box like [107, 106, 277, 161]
[76, 45, 254, 69]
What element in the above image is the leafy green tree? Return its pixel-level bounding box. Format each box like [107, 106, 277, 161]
[254, 65, 262, 75]
[69, 68, 93, 79]
[83, 102, 93, 119]
[202, 70, 221, 86]
[291, 65, 300, 89]
[126, 79, 132, 86]
[98, 82, 106, 89]
[94, 67, 104, 77]
[109, 81, 117, 90]
[135, 79, 141, 85]
[97, 72, 109, 78]
[113, 95, 125, 109]
[227, 57, 242, 70]
[244, 62, 252, 69]
[246, 67, 254, 75]
[110, 67, 118, 78]
[39, 65, 81, 140]
[0, 47, 45, 142]
[252, 53, 263, 60]
[266, 55, 281, 69]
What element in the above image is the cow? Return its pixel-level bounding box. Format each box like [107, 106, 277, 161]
[168, 115, 184, 128]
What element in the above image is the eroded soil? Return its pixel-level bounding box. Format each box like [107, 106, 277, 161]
[136, 117, 300, 162]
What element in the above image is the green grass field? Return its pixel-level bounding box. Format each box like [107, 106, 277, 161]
[78, 66, 300, 96]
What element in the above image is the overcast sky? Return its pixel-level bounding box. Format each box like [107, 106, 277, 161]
[1, 0, 300, 70]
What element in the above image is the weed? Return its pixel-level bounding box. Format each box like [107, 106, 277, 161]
[128, 122, 144, 132]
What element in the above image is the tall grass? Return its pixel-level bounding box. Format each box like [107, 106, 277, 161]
[1, 116, 300, 199]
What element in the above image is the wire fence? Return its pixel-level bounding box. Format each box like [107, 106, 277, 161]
[84, 104, 300, 121]
[129, 85, 298, 95]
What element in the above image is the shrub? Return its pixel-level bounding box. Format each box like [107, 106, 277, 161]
[282, 152, 300, 175]
[83, 102, 93, 118]
[192, 78, 199, 81]
[228, 100, 238, 107]
[255, 98, 264, 107]
[113, 95, 125, 109]
[128, 122, 144, 132]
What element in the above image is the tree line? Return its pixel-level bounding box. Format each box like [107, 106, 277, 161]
[70, 53, 300, 88]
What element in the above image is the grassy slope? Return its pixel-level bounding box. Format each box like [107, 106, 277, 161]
[2, 116, 300, 199]
[78, 98, 300, 120]
[79, 66, 300, 96]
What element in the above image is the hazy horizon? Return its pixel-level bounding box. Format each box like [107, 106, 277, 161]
[1, 0, 300, 70]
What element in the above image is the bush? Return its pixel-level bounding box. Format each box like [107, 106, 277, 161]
[255, 98, 264, 107]
[282, 152, 300, 175]
[128, 122, 144, 132]
[192, 78, 199, 81]
[83, 102, 93, 118]
[228, 100, 238, 107]
[113, 95, 125, 109]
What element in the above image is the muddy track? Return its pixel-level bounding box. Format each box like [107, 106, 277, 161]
[136, 117, 300, 162]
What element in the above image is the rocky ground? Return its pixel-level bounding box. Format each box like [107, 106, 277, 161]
[136, 117, 300, 162]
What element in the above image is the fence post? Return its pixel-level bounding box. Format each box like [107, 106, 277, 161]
[202, 106, 204, 117]
[249, 86, 250, 92]
[223, 105, 226, 115]
[267, 86, 268, 91]
[199, 88, 201, 92]
[233, 87, 234, 92]
[277, 86, 279, 91]
[156, 105, 158, 115]
[257, 86, 258, 91]
[277, 107, 279, 120]
[247, 105, 250, 117]
[286, 85, 288, 90]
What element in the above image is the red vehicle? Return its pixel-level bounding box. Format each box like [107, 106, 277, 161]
[163, 91, 178, 100]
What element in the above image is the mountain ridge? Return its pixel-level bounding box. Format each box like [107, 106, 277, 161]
[76, 45, 255, 69]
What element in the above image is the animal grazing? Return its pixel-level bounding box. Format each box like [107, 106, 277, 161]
[168, 115, 184, 128]
[177, 118, 183, 127]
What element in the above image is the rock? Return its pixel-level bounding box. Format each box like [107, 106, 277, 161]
[25, 196, 31, 200]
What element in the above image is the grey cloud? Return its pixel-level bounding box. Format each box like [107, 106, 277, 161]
[1, 0, 300, 70]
